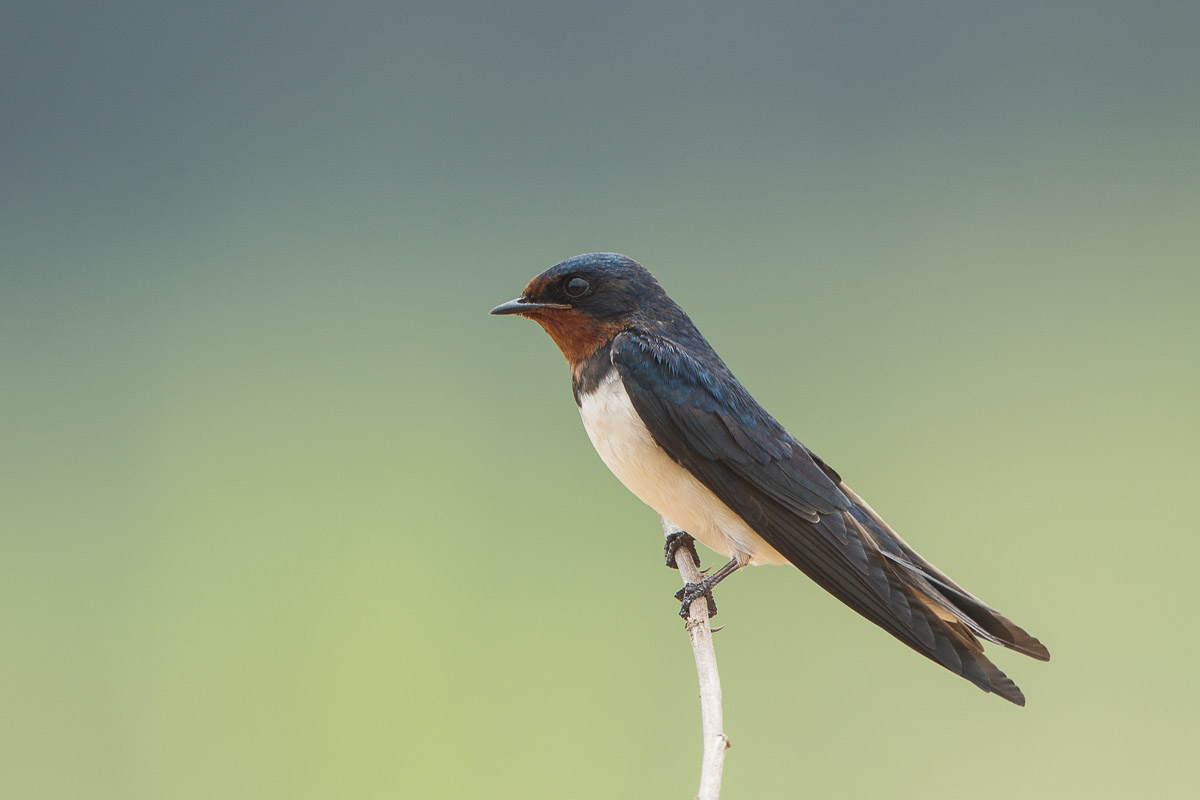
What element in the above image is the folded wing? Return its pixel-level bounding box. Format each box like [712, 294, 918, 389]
[613, 331, 1047, 704]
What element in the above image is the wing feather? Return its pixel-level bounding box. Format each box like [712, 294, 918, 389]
[613, 330, 1042, 703]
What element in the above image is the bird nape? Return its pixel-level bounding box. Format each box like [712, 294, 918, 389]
[492, 252, 1049, 705]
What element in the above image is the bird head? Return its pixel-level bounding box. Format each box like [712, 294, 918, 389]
[491, 253, 666, 363]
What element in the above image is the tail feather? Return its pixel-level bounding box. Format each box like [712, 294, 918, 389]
[865, 552, 1029, 705]
[841, 483, 1050, 663]
[907, 563, 1051, 661]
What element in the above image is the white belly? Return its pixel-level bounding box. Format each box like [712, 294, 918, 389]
[577, 371, 787, 566]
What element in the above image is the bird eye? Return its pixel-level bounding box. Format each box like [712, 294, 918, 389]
[564, 276, 589, 297]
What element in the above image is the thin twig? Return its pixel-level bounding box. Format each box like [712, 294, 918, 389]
[660, 516, 731, 800]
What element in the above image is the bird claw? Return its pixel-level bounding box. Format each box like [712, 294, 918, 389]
[674, 581, 719, 618]
[664, 530, 700, 570]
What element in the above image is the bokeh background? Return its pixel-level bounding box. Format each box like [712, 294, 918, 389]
[3, 2, 1198, 798]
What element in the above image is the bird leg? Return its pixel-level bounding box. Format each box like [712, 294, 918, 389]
[664, 530, 701, 570]
[674, 557, 744, 619]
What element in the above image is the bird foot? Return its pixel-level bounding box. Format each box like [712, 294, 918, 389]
[664, 531, 700, 570]
[674, 580, 718, 619]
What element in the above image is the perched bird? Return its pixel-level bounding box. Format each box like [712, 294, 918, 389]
[491, 253, 1049, 705]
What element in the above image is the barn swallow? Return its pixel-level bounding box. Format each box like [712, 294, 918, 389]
[491, 252, 1049, 705]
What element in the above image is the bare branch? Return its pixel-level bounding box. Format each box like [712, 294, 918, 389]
[661, 516, 731, 800]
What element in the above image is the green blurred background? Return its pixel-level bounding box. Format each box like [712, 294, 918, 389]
[2, 2, 1197, 797]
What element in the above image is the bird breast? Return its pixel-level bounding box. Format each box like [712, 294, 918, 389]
[576, 370, 788, 566]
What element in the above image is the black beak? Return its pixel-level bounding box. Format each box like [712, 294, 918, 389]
[490, 297, 570, 316]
